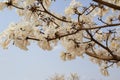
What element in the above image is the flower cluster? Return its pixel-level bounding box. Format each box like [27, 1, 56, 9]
[48, 73, 79, 80]
[0, 0, 120, 76]
[65, 0, 82, 15]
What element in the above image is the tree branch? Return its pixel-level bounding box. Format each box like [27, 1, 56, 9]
[26, 23, 120, 42]
[86, 30, 115, 57]
[93, 0, 120, 10]
[11, 4, 24, 10]
[82, 23, 120, 30]
[86, 51, 120, 61]
[40, 1, 72, 23]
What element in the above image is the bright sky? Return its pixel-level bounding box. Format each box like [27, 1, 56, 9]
[0, 0, 120, 80]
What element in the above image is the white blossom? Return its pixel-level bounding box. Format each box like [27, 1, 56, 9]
[64, 6, 74, 15]
[100, 67, 109, 76]
[0, 0, 120, 76]
[38, 39, 52, 50]
[64, 0, 82, 15]
[0, 2, 6, 10]
[70, 0, 82, 8]
[60, 51, 66, 61]
[43, 0, 51, 9]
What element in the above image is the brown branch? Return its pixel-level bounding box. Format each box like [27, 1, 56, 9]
[10, 1, 71, 23]
[47, 29, 80, 41]
[11, 4, 24, 10]
[82, 23, 120, 30]
[86, 51, 120, 61]
[40, 1, 72, 23]
[85, 29, 120, 62]
[26, 23, 120, 42]
[26, 37, 39, 41]
[86, 30, 115, 57]
[52, 23, 120, 41]
[93, 0, 120, 10]
[45, 10, 72, 23]
[86, 4, 97, 15]
[105, 62, 114, 69]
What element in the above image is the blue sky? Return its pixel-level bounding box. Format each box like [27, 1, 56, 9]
[0, 0, 120, 80]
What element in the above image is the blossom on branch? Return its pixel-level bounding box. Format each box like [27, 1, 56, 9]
[0, 0, 120, 76]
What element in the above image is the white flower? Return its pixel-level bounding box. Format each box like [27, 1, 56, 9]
[65, 0, 82, 15]
[100, 67, 109, 76]
[14, 39, 29, 50]
[1, 39, 11, 49]
[0, 22, 17, 49]
[110, 40, 119, 49]
[95, 32, 103, 41]
[69, 73, 79, 80]
[16, 9, 24, 16]
[15, 22, 35, 40]
[60, 51, 66, 61]
[0, 2, 6, 10]
[106, 15, 115, 24]
[74, 46, 85, 57]
[12, 0, 18, 4]
[70, 0, 82, 8]
[44, 27, 56, 38]
[65, 6, 74, 15]
[23, 0, 35, 6]
[66, 53, 76, 60]
[38, 39, 52, 50]
[95, 7, 109, 17]
[61, 38, 76, 52]
[80, 15, 93, 24]
[117, 62, 120, 67]
[43, 0, 51, 9]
